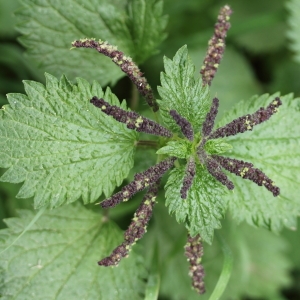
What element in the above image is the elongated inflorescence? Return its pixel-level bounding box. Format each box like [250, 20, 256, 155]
[72, 39, 159, 111]
[200, 5, 232, 86]
[202, 97, 219, 137]
[98, 182, 159, 266]
[185, 234, 205, 294]
[205, 154, 234, 190]
[196, 95, 281, 196]
[213, 156, 280, 196]
[91, 97, 172, 137]
[101, 157, 176, 208]
[209, 98, 282, 139]
[169, 109, 194, 141]
[180, 157, 196, 199]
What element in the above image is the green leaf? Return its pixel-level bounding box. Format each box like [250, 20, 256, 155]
[0, 204, 146, 299]
[157, 46, 211, 134]
[0, 73, 137, 208]
[217, 93, 300, 232]
[165, 163, 227, 244]
[287, 0, 300, 63]
[15, 0, 167, 85]
[156, 140, 191, 158]
[127, 0, 168, 63]
[204, 139, 233, 155]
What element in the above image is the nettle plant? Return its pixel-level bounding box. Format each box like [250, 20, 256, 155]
[0, 2, 300, 299]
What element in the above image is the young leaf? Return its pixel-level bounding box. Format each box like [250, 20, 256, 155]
[156, 140, 191, 159]
[157, 46, 211, 134]
[0, 204, 146, 299]
[165, 163, 227, 244]
[16, 0, 167, 84]
[0, 73, 137, 208]
[216, 93, 300, 232]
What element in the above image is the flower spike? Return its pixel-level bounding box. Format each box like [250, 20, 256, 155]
[209, 97, 282, 139]
[205, 154, 234, 190]
[91, 97, 172, 137]
[213, 156, 280, 196]
[200, 5, 232, 86]
[169, 109, 194, 141]
[72, 39, 159, 111]
[180, 157, 196, 199]
[185, 234, 205, 294]
[202, 97, 219, 137]
[101, 157, 176, 208]
[98, 181, 159, 266]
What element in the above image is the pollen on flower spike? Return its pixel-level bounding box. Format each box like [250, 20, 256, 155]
[91, 97, 172, 137]
[100, 157, 176, 208]
[184, 234, 205, 294]
[213, 156, 280, 196]
[180, 157, 196, 199]
[98, 182, 159, 267]
[209, 97, 282, 139]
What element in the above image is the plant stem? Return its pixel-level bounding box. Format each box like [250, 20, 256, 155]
[209, 233, 233, 300]
[130, 82, 139, 111]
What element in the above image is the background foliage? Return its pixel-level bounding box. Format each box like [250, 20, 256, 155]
[1, 0, 300, 299]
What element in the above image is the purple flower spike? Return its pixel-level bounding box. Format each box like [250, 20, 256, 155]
[170, 109, 194, 140]
[91, 97, 172, 137]
[185, 234, 205, 294]
[210, 98, 282, 139]
[98, 182, 159, 266]
[200, 5, 232, 86]
[213, 156, 280, 196]
[205, 155, 234, 190]
[202, 97, 219, 137]
[180, 157, 196, 199]
[72, 39, 158, 111]
[101, 157, 176, 208]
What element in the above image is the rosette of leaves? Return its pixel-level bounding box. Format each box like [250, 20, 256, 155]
[1, 3, 300, 298]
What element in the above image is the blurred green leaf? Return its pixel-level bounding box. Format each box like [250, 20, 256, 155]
[0, 0, 19, 37]
[287, 0, 300, 63]
[0, 203, 146, 299]
[15, 0, 167, 85]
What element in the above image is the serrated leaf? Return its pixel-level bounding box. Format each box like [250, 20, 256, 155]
[156, 140, 191, 158]
[15, 0, 167, 85]
[287, 0, 300, 63]
[127, 0, 168, 63]
[157, 46, 211, 134]
[165, 163, 227, 244]
[217, 93, 300, 232]
[0, 204, 146, 299]
[0, 73, 137, 208]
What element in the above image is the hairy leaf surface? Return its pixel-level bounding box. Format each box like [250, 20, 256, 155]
[157, 46, 211, 134]
[16, 0, 167, 84]
[0, 73, 137, 208]
[0, 204, 146, 299]
[165, 163, 227, 244]
[217, 93, 300, 231]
